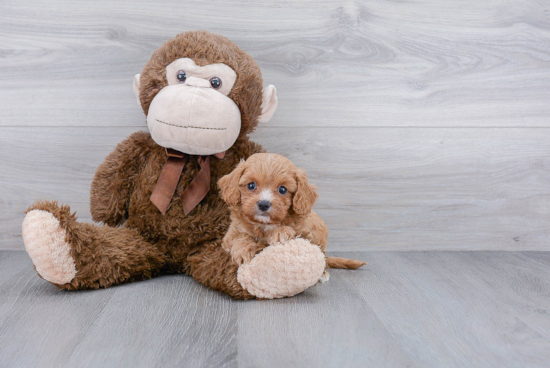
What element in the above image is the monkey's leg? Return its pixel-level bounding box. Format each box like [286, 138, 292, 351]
[186, 241, 256, 299]
[22, 200, 165, 290]
[187, 238, 326, 300]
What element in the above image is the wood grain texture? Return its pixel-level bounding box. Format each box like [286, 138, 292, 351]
[1, 250, 549, 368]
[0, 0, 549, 128]
[337, 251, 550, 368]
[2, 126, 549, 250]
[1, 0, 550, 250]
[0, 250, 237, 368]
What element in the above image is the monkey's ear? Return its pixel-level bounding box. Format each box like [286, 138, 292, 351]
[218, 161, 247, 206]
[258, 85, 278, 123]
[292, 169, 318, 215]
[133, 74, 141, 105]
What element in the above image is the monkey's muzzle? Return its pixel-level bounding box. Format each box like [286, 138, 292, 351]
[146, 84, 241, 156]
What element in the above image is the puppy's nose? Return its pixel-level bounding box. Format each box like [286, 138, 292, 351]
[257, 200, 271, 212]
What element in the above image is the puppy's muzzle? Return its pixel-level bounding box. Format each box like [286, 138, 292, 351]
[257, 200, 271, 212]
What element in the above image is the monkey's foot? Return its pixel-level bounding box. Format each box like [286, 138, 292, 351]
[22, 210, 76, 285]
[237, 238, 326, 299]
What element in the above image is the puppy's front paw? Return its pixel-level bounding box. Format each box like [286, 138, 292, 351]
[230, 246, 256, 265]
[221, 237, 232, 253]
[267, 226, 296, 245]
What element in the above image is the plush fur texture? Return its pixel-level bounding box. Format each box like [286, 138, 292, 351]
[218, 153, 366, 270]
[22, 210, 76, 284]
[25, 131, 260, 298]
[138, 31, 264, 139]
[22, 31, 327, 300]
[219, 153, 328, 265]
[237, 238, 326, 299]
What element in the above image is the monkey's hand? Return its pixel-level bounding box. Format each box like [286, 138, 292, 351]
[90, 132, 148, 226]
[267, 226, 296, 245]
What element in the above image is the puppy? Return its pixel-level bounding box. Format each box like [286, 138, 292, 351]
[218, 153, 366, 271]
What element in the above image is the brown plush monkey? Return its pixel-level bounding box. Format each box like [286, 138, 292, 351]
[21, 31, 327, 299]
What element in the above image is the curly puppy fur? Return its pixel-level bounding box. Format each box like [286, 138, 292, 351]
[25, 31, 269, 299]
[218, 153, 367, 270]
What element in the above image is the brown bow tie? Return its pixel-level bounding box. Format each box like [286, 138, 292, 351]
[150, 148, 225, 215]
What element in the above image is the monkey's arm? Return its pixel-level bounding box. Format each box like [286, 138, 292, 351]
[90, 131, 152, 227]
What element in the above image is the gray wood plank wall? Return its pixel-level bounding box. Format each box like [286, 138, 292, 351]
[1, 0, 549, 250]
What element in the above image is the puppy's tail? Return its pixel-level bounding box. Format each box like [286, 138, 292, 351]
[326, 257, 367, 270]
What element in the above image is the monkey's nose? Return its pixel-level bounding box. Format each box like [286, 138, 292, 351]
[257, 200, 271, 212]
[184, 76, 211, 88]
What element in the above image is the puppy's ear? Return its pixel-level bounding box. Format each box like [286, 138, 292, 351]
[292, 169, 318, 215]
[218, 160, 246, 206]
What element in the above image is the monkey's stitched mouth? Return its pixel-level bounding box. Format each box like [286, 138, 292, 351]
[155, 119, 227, 131]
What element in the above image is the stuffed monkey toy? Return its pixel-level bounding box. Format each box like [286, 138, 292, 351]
[21, 31, 327, 299]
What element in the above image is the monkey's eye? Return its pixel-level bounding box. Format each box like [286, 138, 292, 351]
[176, 70, 187, 83]
[210, 77, 222, 89]
[247, 182, 256, 191]
[278, 186, 288, 195]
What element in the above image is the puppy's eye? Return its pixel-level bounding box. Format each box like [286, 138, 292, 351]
[176, 70, 187, 83]
[278, 186, 287, 195]
[247, 182, 256, 191]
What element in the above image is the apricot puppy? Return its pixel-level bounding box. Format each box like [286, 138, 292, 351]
[218, 153, 366, 270]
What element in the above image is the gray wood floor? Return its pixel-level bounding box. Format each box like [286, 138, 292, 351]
[1, 250, 549, 368]
[1, 0, 550, 250]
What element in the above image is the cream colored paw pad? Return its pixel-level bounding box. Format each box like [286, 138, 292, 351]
[22, 210, 76, 284]
[237, 238, 326, 299]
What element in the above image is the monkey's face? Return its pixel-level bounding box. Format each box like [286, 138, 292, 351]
[145, 58, 240, 155]
[133, 32, 279, 156]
